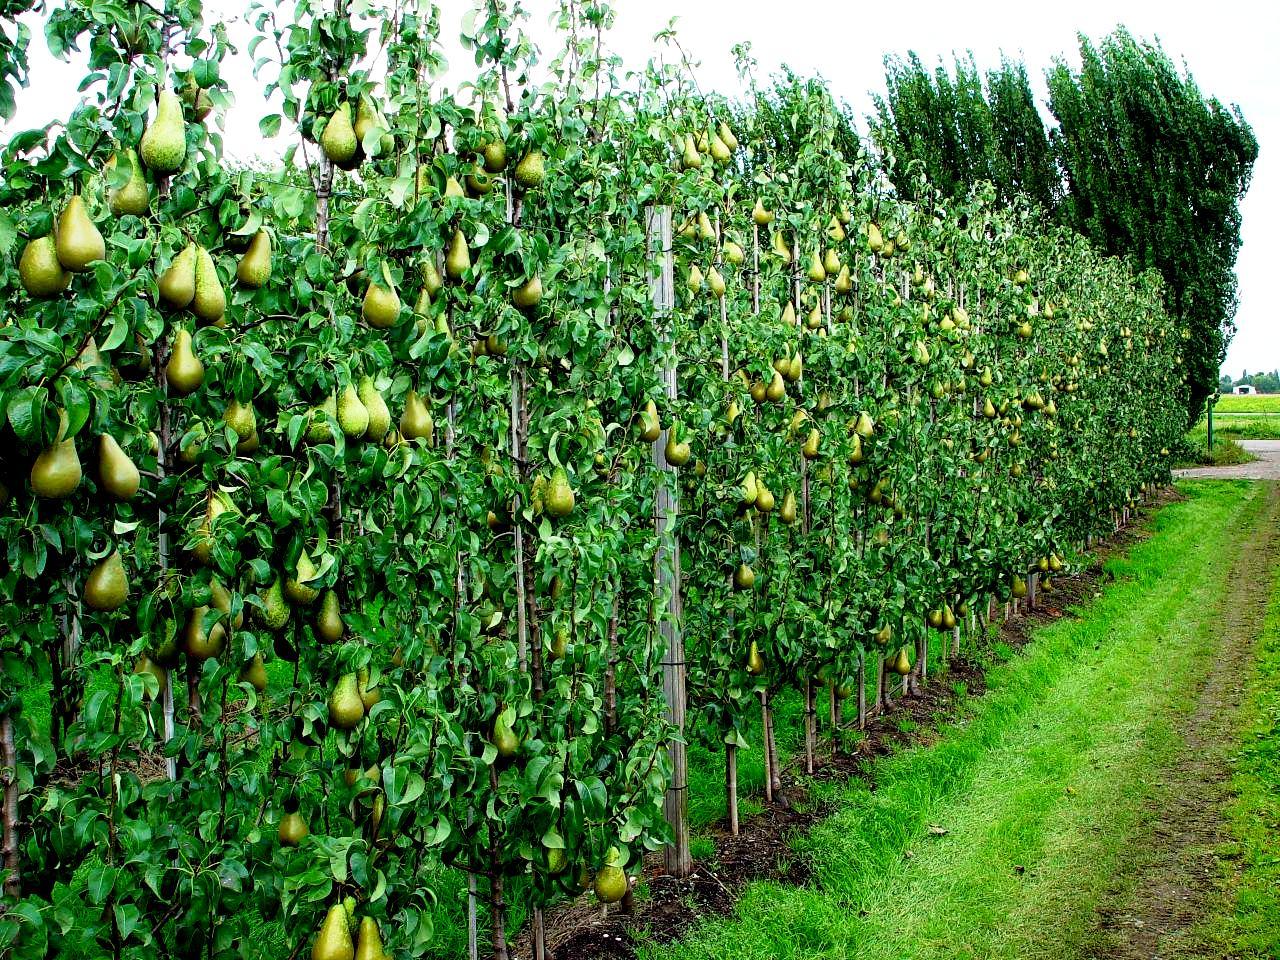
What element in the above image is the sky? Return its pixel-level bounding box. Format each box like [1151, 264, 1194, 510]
[6, 0, 1277, 379]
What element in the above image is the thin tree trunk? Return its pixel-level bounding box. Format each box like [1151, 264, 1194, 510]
[803, 678, 816, 775]
[760, 690, 773, 804]
[726, 743, 739, 835]
[1, 713, 20, 898]
[857, 650, 867, 729]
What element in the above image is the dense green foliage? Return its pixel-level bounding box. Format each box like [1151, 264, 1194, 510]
[871, 28, 1258, 422]
[0, 1, 1183, 957]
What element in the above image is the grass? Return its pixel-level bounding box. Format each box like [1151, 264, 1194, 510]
[1211, 394, 1280, 414]
[1175, 435, 1255, 468]
[1192, 549, 1280, 958]
[648, 479, 1266, 960]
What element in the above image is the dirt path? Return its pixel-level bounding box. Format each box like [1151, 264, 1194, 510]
[1094, 480, 1280, 957]
[1175, 440, 1280, 480]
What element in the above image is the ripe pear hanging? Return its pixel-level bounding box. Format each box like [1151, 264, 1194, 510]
[140, 90, 187, 173]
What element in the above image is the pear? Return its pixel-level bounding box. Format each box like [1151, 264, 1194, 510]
[224, 399, 256, 442]
[892, 646, 911, 676]
[185, 605, 226, 660]
[1011, 576, 1028, 599]
[134, 654, 167, 698]
[765, 370, 785, 402]
[354, 917, 383, 960]
[337, 384, 369, 439]
[399, 390, 434, 442]
[806, 249, 826, 282]
[854, 411, 875, 439]
[740, 472, 758, 506]
[752, 199, 774, 225]
[84, 551, 128, 611]
[240, 652, 268, 692]
[512, 275, 543, 310]
[179, 76, 213, 121]
[770, 230, 791, 262]
[781, 302, 797, 327]
[493, 713, 519, 759]
[481, 139, 508, 173]
[420, 259, 444, 298]
[158, 243, 197, 308]
[544, 467, 575, 518]
[664, 422, 691, 467]
[445, 229, 470, 282]
[779, 491, 798, 526]
[362, 276, 400, 328]
[321, 103, 358, 167]
[717, 120, 738, 151]
[746, 639, 765, 675]
[258, 576, 290, 631]
[316, 590, 344, 643]
[236, 230, 272, 288]
[312, 903, 354, 960]
[211, 578, 244, 629]
[56, 196, 106, 272]
[356, 666, 381, 711]
[723, 241, 745, 265]
[354, 95, 392, 156]
[707, 267, 726, 298]
[19, 235, 70, 297]
[866, 222, 884, 253]
[513, 149, 546, 189]
[328, 673, 365, 730]
[638, 400, 661, 443]
[680, 134, 702, 171]
[802, 428, 820, 460]
[306, 395, 337, 443]
[97, 434, 139, 500]
[358, 378, 390, 441]
[733, 563, 755, 591]
[191, 247, 226, 324]
[686, 264, 704, 292]
[594, 863, 628, 904]
[31, 437, 82, 499]
[824, 248, 841, 274]
[105, 149, 149, 216]
[278, 809, 308, 847]
[755, 482, 775, 513]
[285, 553, 321, 605]
[709, 133, 731, 164]
[140, 90, 187, 173]
[165, 328, 204, 396]
[443, 175, 465, 199]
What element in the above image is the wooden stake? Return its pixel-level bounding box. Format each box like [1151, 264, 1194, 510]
[726, 743, 739, 835]
[804, 678, 816, 775]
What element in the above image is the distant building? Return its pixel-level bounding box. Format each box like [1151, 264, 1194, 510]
[1234, 384, 1257, 395]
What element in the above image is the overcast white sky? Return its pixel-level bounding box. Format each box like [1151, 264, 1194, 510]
[7, 0, 1276, 379]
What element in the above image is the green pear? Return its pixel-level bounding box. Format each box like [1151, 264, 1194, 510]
[158, 243, 197, 308]
[465, 170, 496, 195]
[321, 103, 358, 167]
[746, 639, 765, 675]
[328, 673, 365, 730]
[443, 175, 465, 198]
[307, 394, 337, 443]
[362, 278, 400, 329]
[191, 246, 225, 324]
[512, 275, 542, 309]
[337, 384, 369, 439]
[353, 95, 392, 156]
[445, 229, 470, 282]
[179, 75, 213, 121]
[316, 590, 344, 643]
[638, 400, 661, 443]
[105, 149, 149, 216]
[482, 139, 507, 173]
[184, 605, 226, 660]
[312, 903, 354, 960]
[140, 90, 187, 173]
[134, 654, 167, 699]
[663, 422, 691, 467]
[420, 259, 444, 298]
[357, 666, 380, 711]
[680, 134, 702, 171]
[493, 712, 519, 759]
[165, 328, 204, 396]
[277, 809, 307, 846]
[31, 436, 81, 499]
[751, 198, 774, 225]
[224, 399, 256, 441]
[779, 490, 798, 525]
[545, 467, 574, 518]
[236, 230, 272, 288]
[513, 149, 545, 189]
[733, 563, 755, 591]
[358, 377, 390, 441]
[258, 576, 290, 631]
[594, 860, 628, 904]
[354, 917, 383, 960]
[97, 434, 140, 500]
[84, 550, 128, 611]
[399, 390, 433, 441]
[56, 196, 105, 272]
[18, 235, 70, 297]
[285, 552, 321, 605]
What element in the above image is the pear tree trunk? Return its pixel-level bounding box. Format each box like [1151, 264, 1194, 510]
[726, 742, 739, 835]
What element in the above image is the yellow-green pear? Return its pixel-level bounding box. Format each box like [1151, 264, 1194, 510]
[362, 278, 400, 329]
[709, 133, 731, 164]
[158, 243, 197, 309]
[514, 149, 545, 189]
[717, 120, 738, 151]
[105, 149, 149, 216]
[241, 653, 268, 692]
[56, 196, 106, 272]
[680, 134, 702, 171]
[236, 230, 272, 288]
[443, 175, 465, 198]
[185, 605, 226, 660]
[224, 399, 256, 441]
[31, 436, 81, 499]
[191, 246, 225, 324]
[354, 917, 383, 960]
[445, 229, 470, 281]
[723, 241, 745, 265]
[140, 90, 187, 174]
[765, 370, 785, 402]
[312, 903, 354, 960]
[285, 552, 321, 605]
[707, 266, 726, 298]
[746, 639, 765, 674]
[545, 467, 574, 518]
[358, 377, 390, 441]
[493, 712, 520, 758]
[806, 249, 826, 282]
[664, 422, 692, 467]
[98, 434, 139, 500]
[733, 563, 755, 591]
[337, 384, 369, 439]
[779, 491, 798, 525]
[84, 550, 128, 611]
[399, 390, 434, 441]
[165, 328, 204, 396]
[277, 809, 307, 847]
[512, 275, 542, 309]
[328, 673, 365, 730]
[594, 863, 628, 904]
[824, 248, 841, 274]
[316, 590, 344, 643]
[321, 103, 358, 167]
[638, 400, 661, 443]
[19, 235, 70, 297]
[751, 199, 774, 225]
[420, 259, 444, 298]
[482, 139, 508, 173]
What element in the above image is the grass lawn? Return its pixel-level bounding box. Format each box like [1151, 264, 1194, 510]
[1211, 394, 1280, 414]
[649, 480, 1271, 960]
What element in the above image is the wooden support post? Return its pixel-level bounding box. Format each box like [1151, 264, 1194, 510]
[760, 689, 773, 804]
[647, 206, 690, 878]
[804, 678, 816, 775]
[857, 650, 867, 729]
[726, 743, 739, 835]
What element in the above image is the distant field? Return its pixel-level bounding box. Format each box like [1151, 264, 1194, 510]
[1213, 394, 1280, 414]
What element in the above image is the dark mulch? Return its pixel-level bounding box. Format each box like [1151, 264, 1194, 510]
[523, 496, 1165, 960]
